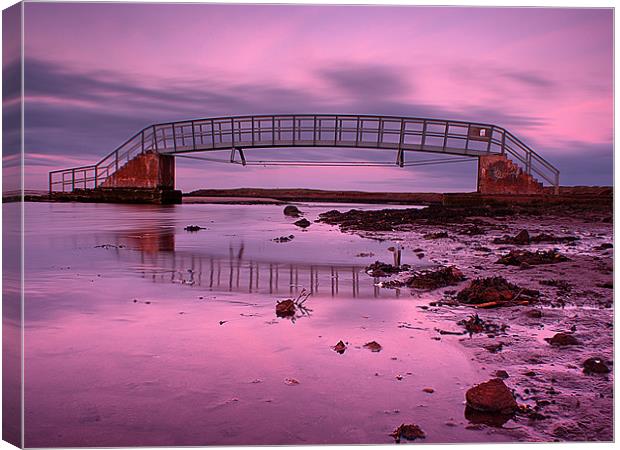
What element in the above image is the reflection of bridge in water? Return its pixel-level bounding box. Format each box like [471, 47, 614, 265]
[104, 230, 401, 299]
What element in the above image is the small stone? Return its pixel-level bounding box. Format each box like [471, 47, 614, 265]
[184, 225, 205, 232]
[389, 423, 426, 443]
[525, 309, 543, 318]
[332, 340, 347, 354]
[363, 341, 383, 352]
[284, 378, 300, 385]
[293, 218, 311, 228]
[423, 387, 434, 394]
[495, 370, 509, 379]
[513, 229, 530, 245]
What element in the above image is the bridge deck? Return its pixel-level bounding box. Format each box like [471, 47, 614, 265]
[49, 114, 560, 193]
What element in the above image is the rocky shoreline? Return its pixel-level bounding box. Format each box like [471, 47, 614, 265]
[315, 203, 613, 442]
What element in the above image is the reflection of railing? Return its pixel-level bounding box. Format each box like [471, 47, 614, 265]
[49, 114, 560, 193]
[91, 231, 397, 299]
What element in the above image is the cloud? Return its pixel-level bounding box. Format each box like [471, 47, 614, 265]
[317, 63, 413, 100]
[21, 57, 610, 190]
[502, 70, 555, 90]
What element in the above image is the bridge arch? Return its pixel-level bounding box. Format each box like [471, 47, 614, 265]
[49, 114, 560, 195]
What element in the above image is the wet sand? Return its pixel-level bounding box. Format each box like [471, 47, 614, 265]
[318, 203, 613, 441]
[17, 200, 613, 445]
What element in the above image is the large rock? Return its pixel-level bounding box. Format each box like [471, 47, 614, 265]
[545, 332, 580, 346]
[283, 205, 302, 217]
[583, 357, 610, 374]
[465, 378, 517, 414]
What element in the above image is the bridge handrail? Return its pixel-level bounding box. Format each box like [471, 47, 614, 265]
[49, 114, 560, 193]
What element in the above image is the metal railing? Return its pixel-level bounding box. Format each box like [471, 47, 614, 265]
[49, 114, 560, 193]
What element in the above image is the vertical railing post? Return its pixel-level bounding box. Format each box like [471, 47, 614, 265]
[486, 126, 494, 152]
[231, 118, 235, 148]
[334, 116, 338, 146]
[251, 117, 255, 146]
[71, 168, 75, 191]
[421, 120, 427, 149]
[376, 117, 382, 147]
[501, 130, 506, 154]
[397, 118, 405, 166]
[313, 115, 317, 145]
[554, 172, 560, 195]
[191, 121, 197, 150]
[356, 117, 361, 146]
[292, 115, 296, 145]
[172, 123, 177, 152]
[272, 116, 276, 145]
[141, 130, 145, 153]
[211, 119, 216, 148]
[48, 172, 52, 194]
[153, 125, 158, 152]
[115, 149, 119, 171]
[95, 166, 98, 188]
[442, 121, 449, 151]
[464, 123, 471, 151]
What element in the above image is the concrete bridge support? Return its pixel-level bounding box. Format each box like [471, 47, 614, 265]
[477, 154, 545, 195]
[99, 151, 181, 203]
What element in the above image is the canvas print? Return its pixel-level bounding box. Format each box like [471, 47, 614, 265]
[2, 1, 614, 447]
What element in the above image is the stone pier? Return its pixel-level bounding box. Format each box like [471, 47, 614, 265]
[95, 151, 181, 204]
[477, 154, 545, 195]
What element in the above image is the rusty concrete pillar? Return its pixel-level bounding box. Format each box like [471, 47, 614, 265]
[477, 154, 545, 195]
[101, 151, 175, 190]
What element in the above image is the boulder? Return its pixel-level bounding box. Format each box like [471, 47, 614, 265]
[465, 378, 517, 414]
[283, 205, 302, 217]
[583, 357, 610, 374]
[545, 332, 580, 346]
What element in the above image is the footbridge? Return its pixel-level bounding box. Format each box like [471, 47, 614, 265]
[49, 114, 560, 199]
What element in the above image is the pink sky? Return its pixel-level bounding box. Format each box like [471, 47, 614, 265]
[16, 4, 613, 191]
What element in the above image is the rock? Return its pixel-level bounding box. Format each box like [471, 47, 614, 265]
[283, 205, 302, 217]
[184, 225, 205, 232]
[284, 378, 300, 385]
[495, 370, 509, 379]
[423, 231, 449, 240]
[363, 341, 382, 352]
[596, 242, 613, 250]
[422, 387, 434, 394]
[545, 332, 580, 346]
[525, 309, 543, 318]
[275, 299, 296, 317]
[384, 266, 465, 290]
[583, 357, 610, 374]
[513, 229, 530, 245]
[293, 218, 311, 228]
[389, 423, 425, 442]
[356, 252, 375, 257]
[465, 378, 517, 415]
[456, 276, 539, 306]
[272, 235, 295, 243]
[333, 340, 347, 354]
[496, 249, 569, 266]
[365, 261, 409, 277]
[484, 342, 504, 353]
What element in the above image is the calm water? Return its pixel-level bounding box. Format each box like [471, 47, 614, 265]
[20, 202, 510, 446]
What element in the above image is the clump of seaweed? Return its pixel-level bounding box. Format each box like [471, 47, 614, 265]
[275, 289, 312, 322]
